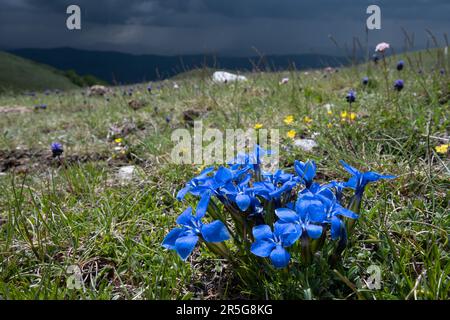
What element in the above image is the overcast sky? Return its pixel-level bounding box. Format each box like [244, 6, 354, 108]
[0, 0, 448, 56]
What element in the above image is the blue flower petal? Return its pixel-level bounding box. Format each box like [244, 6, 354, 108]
[251, 240, 276, 258]
[269, 245, 291, 268]
[214, 166, 233, 184]
[176, 207, 194, 227]
[364, 172, 396, 183]
[201, 220, 230, 243]
[340, 160, 360, 175]
[274, 222, 301, 246]
[304, 161, 317, 182]
[174, 235, 199, 260]
[344, 176, 358, 189]
[308, 207, 327, 223]
[305, 224, 323, 239]
[275, 208, 298, 223]
[176, 186, 191, 201]
[197, 167, 215, 179]
[196, 192, 211, 218]
[162, 228, 184, 249]
[331, 216, 342, 240]
[252, 225, 272, 241]
[235, 194, 251, 211]
[334, 205, 358, 219]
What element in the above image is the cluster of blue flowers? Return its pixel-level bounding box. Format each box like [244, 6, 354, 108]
[163, 146, 395, 268]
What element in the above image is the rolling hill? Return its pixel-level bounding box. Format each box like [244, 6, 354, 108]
[10, 47, 349, 84]
[0, 51, 79, 93]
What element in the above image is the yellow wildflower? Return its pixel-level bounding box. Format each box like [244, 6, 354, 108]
[197, 164, 206, 173]
[284, 115, 295, 125]
[254, 123, 263, 130]
[115, 138, 123, 144]
[327, 123, 333, 129]
[350, 112, 357, 121]
[286, 130, 297, 139]
[327, 110, 333, 116]
[303, 116, 313, 124]
[435, 144, 449, 154]
[340, 111, 348, 119]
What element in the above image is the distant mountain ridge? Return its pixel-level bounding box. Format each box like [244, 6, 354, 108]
[10, 47, 349, 84]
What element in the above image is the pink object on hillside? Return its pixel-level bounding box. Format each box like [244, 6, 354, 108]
[375, 42, 390, 53]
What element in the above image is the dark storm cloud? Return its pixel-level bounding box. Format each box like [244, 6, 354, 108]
[0, 0, 449, 55]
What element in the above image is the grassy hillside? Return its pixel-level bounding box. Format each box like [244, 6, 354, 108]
[0, 51, 78, 93]
[0, 48, 448, 300]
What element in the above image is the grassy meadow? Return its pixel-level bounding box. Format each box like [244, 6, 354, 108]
[0, 48, 449, 300]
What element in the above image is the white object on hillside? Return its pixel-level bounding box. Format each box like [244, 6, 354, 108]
[118, 166, 135, 181]
[213, 71, 247, 83]
[323, 103, 335, 112]
[280, 77, 289, 85]
[294, 139, 318, 152]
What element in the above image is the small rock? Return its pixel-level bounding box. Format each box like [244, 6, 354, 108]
[280, 78, 289, 85]
[294, 139, 318, 152]
[88, 85, 110, 96]
[118, 166, 135, 181]
[213, 71, 247, 84]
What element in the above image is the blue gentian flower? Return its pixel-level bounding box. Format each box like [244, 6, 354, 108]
[147, 85, 152, 92]
[440, 68, 445, 75]
[314, 192, 358, 240]
[321, 181, 346, 202]
[396, 60, 404, 71]
[51, 142, 63, 157]
[254, 170, 299, 200]
[250, 223, 298, 268]
[362, 77, 369, 86]
[294, 160, 316, 188]
[340, 160, 396, 197]
[394, 79, 404, 91]
[275, 193, 328, 242]
[176, 167, 216, 201]
[177, 166, 236, 216]
[220, 174, 255, 212]
[346, 90, 356, 104]
[231, 145, 273, 168]
[162, 207, 230, 260]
